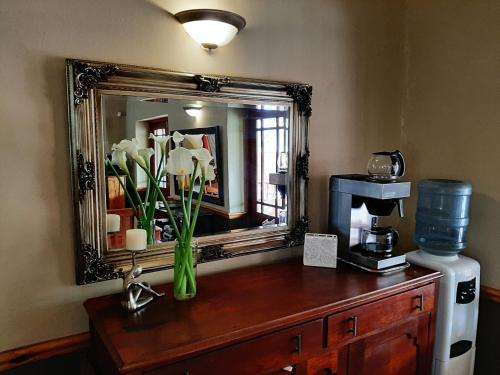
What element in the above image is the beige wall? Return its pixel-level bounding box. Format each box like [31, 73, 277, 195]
[400, 0, 500, 289]
[0, 0, 404, 350]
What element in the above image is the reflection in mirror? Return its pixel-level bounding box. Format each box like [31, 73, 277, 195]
[102, 95, 291, 251]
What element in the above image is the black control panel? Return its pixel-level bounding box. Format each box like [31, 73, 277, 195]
[456, 277, 476, 304]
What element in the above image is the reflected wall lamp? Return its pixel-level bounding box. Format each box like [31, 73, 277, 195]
[175, 9, 246, 50]
[183, 105, 203, 117]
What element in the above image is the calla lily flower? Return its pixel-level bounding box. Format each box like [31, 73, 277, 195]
[183, 134, 204, 149]
[112, 138, 139, 154]
[111, 149, 129, 173]
[138, 148, 155, 169]
[190, 148, 215, 180]
[149, 134, 171, 154]
[172, 131, 184, 147]
[112, 138, 144, 166]
[204, 164, 216, 181]
[166, 147, 194, 177]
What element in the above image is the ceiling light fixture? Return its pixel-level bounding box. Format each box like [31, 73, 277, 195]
[175, 9, 246, 50]
[183, 105, 203, 117]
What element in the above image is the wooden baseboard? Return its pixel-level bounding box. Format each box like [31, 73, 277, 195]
[0, 332, 90, 372]
[481, 285, 500, 303]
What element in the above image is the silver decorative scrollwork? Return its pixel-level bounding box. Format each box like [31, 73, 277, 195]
[286, 216, 310, 247]
[199, 245, 233, 262]
[285, 84, 312, 117]
[194, 75, 230, 92]
[77, 151, 95, 203]
[296, 149, 310, 180]
[81, 244, 123, 284]
[73, 62, 118, 105]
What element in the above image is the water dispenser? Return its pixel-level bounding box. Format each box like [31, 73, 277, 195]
[407, 179, 479, 375]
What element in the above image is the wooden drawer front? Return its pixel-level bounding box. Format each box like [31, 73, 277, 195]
[146, 319, 323, 375]
[327, 284, 435, 348]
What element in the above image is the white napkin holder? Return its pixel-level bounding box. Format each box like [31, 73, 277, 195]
[303, 233, 338, 268]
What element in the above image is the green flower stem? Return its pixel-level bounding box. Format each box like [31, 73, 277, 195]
[174, 245, 181, 283]
[146, 154, 164, 223]
[186, 161, 199, 224]
[175, 243, 196, 297]
[188, 174, 206, 242]
[174, 173, 205, 298]
[106, 160, 139, 219]
[143, 175, 151, 212]
[180, 183, 189, 239]
[139, 166, 181, 240]
[122, 169, 146, 221]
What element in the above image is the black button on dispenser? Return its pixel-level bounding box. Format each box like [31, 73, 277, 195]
[456, 278, 476, 304]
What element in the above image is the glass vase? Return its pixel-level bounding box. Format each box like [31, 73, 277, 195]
[173, 239, 198, 301]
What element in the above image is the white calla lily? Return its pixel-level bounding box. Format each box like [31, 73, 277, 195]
[138, 148, 155, 169]
[149, 133, 171, 154]
[111, 149, 129, 173]
[204, 164, 216, 181]
[112, 138, 139, 154]
[112, 138, 143, 166]
[166, 147, 194, 177]
[183, 134, 204, 149]
[172, 131, 184, 147]
[190, 148, 212, 168]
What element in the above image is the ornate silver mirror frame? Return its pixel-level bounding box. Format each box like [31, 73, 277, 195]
[66, 59, 311, 284]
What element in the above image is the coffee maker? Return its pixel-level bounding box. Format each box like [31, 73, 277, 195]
[328, 174, 410, 272]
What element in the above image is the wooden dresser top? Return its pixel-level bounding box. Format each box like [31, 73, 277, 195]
[84, 259, 441, 373]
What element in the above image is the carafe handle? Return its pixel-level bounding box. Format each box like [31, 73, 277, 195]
[390, 150, 406, 177]
[392, 229, 400, 247]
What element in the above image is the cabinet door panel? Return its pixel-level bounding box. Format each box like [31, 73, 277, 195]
[347, 314, 432, 375]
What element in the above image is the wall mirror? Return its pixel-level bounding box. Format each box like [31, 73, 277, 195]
[67, 60, 311, 284]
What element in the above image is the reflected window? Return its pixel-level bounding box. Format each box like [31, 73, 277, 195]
[255, 109, 288, 222]
[147, 118, 168, 188]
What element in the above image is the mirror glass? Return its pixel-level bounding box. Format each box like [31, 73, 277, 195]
[101, 95, 291, 251]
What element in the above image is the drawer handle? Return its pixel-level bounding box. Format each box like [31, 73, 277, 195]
[282, 365, 295, 372]
[292, 334, 302, 355]
[415, 294, 424, 311]
[347, 316, 358, 337]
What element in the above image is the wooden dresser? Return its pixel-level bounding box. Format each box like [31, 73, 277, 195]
[84, 259, 441, 375]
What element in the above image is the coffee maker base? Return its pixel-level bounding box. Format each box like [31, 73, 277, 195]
[349, 248, 407, 269]
[338, 257, 410, 275]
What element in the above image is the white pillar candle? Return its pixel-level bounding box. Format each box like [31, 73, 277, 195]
[126, 229, 147, 251]
[106, 214, 121, 233]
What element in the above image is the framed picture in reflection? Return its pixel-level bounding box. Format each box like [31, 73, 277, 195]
[171, 126, 224, 206]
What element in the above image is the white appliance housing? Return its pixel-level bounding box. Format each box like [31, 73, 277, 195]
[406, 250, 479, 375]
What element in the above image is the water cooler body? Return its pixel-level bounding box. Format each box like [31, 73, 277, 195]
[407, 251, 479, 375]
[408, 179, 478, 375]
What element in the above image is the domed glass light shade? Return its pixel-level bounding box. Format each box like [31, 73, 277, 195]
[183, 105, 203, 117]
[175, 9, 246, 50]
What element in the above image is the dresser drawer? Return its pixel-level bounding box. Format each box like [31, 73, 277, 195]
[146, 319, 323, 375]
[327, 284, 435, 348]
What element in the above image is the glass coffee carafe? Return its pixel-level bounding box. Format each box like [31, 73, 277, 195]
[367, 150, 406, 181]
[361, 226, 399, 254]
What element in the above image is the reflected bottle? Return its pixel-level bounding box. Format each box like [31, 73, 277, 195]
[138, 219, 156, 246]
[278, 210, 287, 225]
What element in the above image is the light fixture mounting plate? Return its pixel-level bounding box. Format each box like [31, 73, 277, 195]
[175, 9, 246, 31]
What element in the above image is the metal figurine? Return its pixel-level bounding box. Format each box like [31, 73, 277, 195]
[121, 251, 164, 312]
